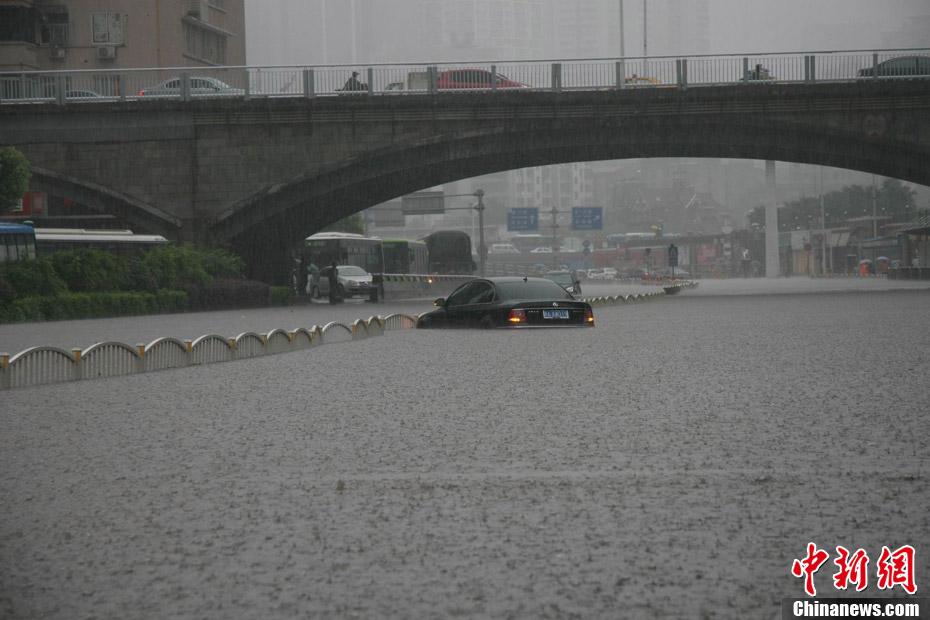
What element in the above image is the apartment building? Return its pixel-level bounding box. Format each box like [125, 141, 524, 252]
[0, 0, 245, 72]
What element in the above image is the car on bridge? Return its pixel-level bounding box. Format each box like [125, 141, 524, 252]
[436, 69, 528, 90]
[416, 277, 594, 329]
[858, 55, 930, 77]
[138, 77, 245, 98]
[624, 75, 661, 87]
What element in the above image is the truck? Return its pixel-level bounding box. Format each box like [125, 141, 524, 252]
[384, 71, 429, 93]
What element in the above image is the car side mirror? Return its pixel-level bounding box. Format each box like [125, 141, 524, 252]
[433, 297, 446, 307]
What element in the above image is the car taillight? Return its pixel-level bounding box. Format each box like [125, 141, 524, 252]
[508, 309, 526, 324]
[584, 308, 595, 325]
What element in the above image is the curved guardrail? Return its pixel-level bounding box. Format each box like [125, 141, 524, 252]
[0, 288, 689, 391]
[0, 314, 419, 391]
[577, 280, 697, 306]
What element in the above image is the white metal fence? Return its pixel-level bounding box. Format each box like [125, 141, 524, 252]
[0, 287, 679, 391]
[0, 313, 417, 391]
[1, 49, 926, 104]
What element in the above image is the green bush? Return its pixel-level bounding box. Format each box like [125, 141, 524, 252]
[140, 245, 245, 291]
[0, 258, 67, 298]
[200, 247, 246, 279]
[270, 286, 294, 306]
[50, 249, 129, 293]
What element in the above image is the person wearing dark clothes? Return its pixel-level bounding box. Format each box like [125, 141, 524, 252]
[341, 71, 365, 91]
[327, 261, 340, 304]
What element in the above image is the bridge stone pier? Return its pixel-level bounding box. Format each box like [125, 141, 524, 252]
[2, 80, 928, 281]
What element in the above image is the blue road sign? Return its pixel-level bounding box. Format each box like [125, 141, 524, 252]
[572, 207, 603, 230]
[507, 208, 539, 232]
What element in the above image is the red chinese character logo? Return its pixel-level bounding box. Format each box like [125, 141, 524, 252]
[833, 546, 870, 592]
[791, 542, 830, 597]
[877, 545, 917, 594]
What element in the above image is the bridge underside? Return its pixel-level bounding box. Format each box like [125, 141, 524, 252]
[2, 80, 928, 282]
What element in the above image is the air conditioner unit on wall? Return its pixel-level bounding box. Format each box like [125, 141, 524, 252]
[187, 0, 208, 18]
[50, 47, 67, 59]
[96, 46, 116, 60]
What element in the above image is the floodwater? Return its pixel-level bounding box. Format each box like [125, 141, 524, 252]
[1, 279, 928, 618]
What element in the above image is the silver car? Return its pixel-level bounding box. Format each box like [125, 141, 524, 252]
[138, 76, 244, 98]
[309, 265, 374, 301]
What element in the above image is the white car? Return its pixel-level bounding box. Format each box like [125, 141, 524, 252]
[308, 265, 376, 301]
[139, 76, 244, 98]
[587, 268, 616, 280]
[490, 243, 521, 254]
[530, 247, 553, 253]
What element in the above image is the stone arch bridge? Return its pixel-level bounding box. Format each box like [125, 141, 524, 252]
[1, 80, 928, 280]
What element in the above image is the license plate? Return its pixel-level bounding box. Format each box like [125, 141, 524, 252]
[543, 309, 570, 319]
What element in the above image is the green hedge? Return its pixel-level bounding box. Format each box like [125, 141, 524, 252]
[0, 290, 188, 323]
[270, 286, 294, 306]
[0, 257, 68, 299]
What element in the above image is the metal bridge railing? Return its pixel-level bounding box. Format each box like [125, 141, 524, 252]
[1, 48, 927, 105]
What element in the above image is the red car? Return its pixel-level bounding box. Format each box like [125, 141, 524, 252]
[436, 69, 528, 90]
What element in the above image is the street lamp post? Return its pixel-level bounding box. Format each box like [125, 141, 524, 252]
[475, 189, 486, 277]
[820, 167, 827, 276]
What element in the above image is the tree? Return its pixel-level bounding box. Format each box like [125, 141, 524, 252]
[0, 147, 31, 214]
[748, 179, 917, 231]
[323, 213, 365, 235]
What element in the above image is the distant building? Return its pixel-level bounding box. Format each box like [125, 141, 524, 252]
[0, 0, 245, 72]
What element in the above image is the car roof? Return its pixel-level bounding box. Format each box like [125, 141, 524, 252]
[480, 276, 558, 284]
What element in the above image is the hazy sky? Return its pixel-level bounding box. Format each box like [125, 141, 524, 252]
[245, 0, 929, 65]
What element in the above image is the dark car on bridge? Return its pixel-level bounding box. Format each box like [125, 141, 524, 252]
[858, 55, 930, 77]
[416, 277, 594, 329]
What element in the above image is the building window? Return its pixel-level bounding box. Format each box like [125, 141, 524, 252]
[0, 6, 38, 44]
[183, 21, 227, 64]
[91, 12, 123, 45]
[40, 8, 70, 47]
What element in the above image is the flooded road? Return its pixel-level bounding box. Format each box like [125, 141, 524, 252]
[2, 281, 929, 618]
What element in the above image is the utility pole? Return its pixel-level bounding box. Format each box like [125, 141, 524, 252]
[619, 0, 625, 58]
[765, 160, 780, 278]
[643, 0, 647, 58]
[475, 189, 486, 277]
[820, 167, 827, 276]
[871, 175, 878, 239]
[550, 206, 560, 271]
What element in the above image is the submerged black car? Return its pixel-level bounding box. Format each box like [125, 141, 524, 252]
[416, 277, 595, 329]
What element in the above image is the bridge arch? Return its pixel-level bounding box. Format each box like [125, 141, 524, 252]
[29, 167, 182, 236]
[213, 109, 928, 246]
